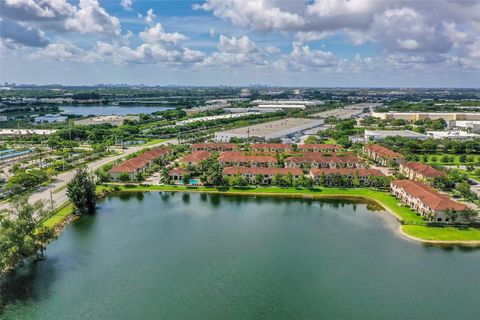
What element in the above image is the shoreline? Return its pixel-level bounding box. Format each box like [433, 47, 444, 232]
[44, 184, 480, 246]
[107, 184, 480, 246]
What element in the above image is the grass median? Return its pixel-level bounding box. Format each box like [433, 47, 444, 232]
[42, 203, 74, 228]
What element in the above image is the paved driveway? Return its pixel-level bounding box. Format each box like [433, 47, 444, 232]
[0, 139, 177, 212]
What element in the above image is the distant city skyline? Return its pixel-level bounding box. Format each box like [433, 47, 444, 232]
[1, 0, 480, 87]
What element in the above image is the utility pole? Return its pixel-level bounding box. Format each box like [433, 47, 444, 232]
[49, 189, 54, 211]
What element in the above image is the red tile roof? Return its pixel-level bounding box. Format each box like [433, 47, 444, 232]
[310, 168, 385, 177]
[180, 151, 212, 164]
[297, 144, 342, 151]
[364, 144, 404, 159]
[250, 143, 293, 151]
[191, 143, 236, 150]
[391, 180, 467, 211]
[218, 152, 278, 164]
[168, 168, 190, 176]
[223, 167, 303, 176]
[286, 154, 361, 164]
[401, 162, 445, 178]
[109, 147, 169, 173]
[109, 163, 137, 173]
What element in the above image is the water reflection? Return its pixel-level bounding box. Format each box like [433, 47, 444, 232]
[135, 192, 144, 201]
[0, 259, 56, 315]
[209, 194, 221, 207]
[182, 193, 190, 204]
[159, 191, 170, 202]
[117, 192, 137, 202]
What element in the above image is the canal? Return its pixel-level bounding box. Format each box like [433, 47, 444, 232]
[1, 192, 480, 319]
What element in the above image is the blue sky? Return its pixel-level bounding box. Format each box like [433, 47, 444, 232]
[1, 0, 480, 87]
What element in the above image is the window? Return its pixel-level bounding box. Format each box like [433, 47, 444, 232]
[437, 218, 443, 222]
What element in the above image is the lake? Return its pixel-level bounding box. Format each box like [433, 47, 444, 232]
[60, 105, 173, 116]
[1, 192, 480, 319]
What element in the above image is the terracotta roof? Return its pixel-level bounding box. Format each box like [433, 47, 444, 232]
[180, 151, 212, 164]
[146, 147, 170, 157]
[223, 166, 303, 176]
[364, 144, 404, 159]
[191, 143, 236, 149]
[401, 162, 445, 178]
[391, 180, 467, 211]
[168, 168, 190, 176]
[310, 168, 385, 177]
[250, 143, 293, 150]
[109, 147, 169, 173]
[137, 152, 157, 161]
[109, 163, 137, 173]
[286, 154, 361, 164]
[218, 152, 278, 164]
[297, 144, 342, 150]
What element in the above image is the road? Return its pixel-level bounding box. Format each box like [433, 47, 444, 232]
[0, 139, 176, 212]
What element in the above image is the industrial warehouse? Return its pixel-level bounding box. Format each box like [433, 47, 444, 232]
[214, 118, 324, 142]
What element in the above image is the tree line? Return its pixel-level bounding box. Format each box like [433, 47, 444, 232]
[0, 167, 97, 274]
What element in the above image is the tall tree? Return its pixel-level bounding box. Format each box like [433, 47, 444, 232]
[67, 167, 97, 215]
[0, 199, 55, 272]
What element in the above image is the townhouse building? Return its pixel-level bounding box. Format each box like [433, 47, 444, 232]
[363, 144, 405, 166]
[191, 143, 237, 152]
[168, 168, 190, 182]
[297, 144, 343, 153]
[309, 168, 385, 186]
[399, 162, 445, 182]
[180, 151, 212, 166]
[223, 167, 303, 184]
[218, 152, 278, 167]
[285, 154, 363, 169]
[109, 147, 170, 181]
[391, 180, 467, 222]
[250, 143, 293, 153]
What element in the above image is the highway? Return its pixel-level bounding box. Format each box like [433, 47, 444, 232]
[0, 139, 176, 212]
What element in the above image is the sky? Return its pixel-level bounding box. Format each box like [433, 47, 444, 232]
[1, 0, 480, 87]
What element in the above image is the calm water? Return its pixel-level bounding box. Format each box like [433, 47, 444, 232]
[60, 105, 173, 116]
[2, 193, 480, 320]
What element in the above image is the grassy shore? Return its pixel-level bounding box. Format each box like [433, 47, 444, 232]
[111, 184, 480, 243]
[402, 225, 480, 242]
[41, 184, 480, 244]
[41, 186, 112, 229]
[114, 184, 425, 224]
[42, 203, 74, 228]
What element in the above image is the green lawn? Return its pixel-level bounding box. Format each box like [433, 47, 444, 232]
[403, 225, 480, 242]
[143, 138, 169, 146]
[322, 138, 337, 145]
[418, 154, 480, 165]
[42, 203, 74, 228]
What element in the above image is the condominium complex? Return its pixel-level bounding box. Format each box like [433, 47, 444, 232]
[363, 144, 405, 166]
[391, 180, 467, 222]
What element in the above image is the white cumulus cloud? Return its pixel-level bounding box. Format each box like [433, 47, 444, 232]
[139, 23, 188, 45]
[65, 0, 121, 36]
[121, 0, 132, 11]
